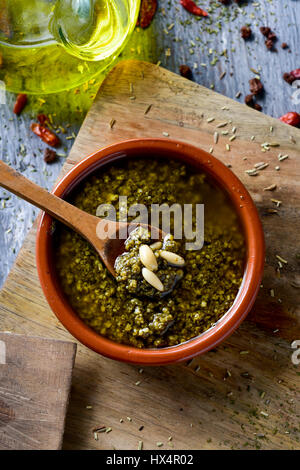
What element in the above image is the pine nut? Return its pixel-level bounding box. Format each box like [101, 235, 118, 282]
[159, 250, 185, 266]
[139, 245, 158, 271]
[142, 268, 164, 292]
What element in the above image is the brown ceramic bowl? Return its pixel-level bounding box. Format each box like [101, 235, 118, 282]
[36, 139, 265, 365]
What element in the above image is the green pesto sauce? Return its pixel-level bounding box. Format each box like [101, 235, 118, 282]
[55, 158, 245, 348]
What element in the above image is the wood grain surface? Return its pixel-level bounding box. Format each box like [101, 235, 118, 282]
[0, 332, 76, 450]
[0, 60, 299, 450]
[1, 0, 300, 287]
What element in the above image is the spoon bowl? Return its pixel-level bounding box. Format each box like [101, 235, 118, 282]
[0, 160, 162, 278]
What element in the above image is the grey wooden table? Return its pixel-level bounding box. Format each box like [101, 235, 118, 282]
[0, 0, 299, 287]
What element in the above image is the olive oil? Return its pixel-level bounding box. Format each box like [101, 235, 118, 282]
[0, 0, 140, 94]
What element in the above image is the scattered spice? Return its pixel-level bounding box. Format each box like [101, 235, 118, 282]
[13, 94, 27, 115]
[276, 254, 288, 264]
[92, 426, 106, 433]
[144, 104, 152, 115]
[249, 78, 264, 96]
[245, 169, 258, 176]
[109, 118, 116, 129]
[279, 112, 300, 127]
[245, 93, 262, 111]
[255, 162, 268, 171]
[37, 114, 48, 126]
[31, 123, 60, 147]
[260, 26, 277, 50]
[138, 0, 157, 29]
[271, 198, 282, 206]
[216, 121, 228, 128]
[44, 148, 57, 164]
[138, 441, 143, 450]
[281, 42, 288, 50]
[180, 0, 208, 17]
[56, 159, 245, 348]
[263, 184, 277, 191]
[245, 94, 254, 107]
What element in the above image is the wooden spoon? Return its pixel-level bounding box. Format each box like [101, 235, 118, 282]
[0, 161, 162, 277]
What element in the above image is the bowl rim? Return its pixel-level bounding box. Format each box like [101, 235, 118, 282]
[36, 138, 265, 365]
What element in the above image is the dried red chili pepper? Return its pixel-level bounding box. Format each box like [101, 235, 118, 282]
[30, 123, 60, 147]
[283, 69, 300, 85]
[138, 0, 157, 29]
[13, 94, 27, 115]
[260, 26, 277, 50]
[37, 114, 49, 126]
[279, 112, 300, 127]
[180, 0, 208, 17]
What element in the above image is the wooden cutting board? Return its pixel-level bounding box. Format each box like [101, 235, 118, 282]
[0, 60, 299, 450]
[0, 332, 76, 450]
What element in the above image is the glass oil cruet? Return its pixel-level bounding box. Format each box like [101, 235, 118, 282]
[0, 0, 141, 94]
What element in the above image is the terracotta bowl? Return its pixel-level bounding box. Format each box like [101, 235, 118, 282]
[36, 139, 265, 365]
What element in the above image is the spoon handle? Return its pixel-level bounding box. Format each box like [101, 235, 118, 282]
[0, 160, 97, 236]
